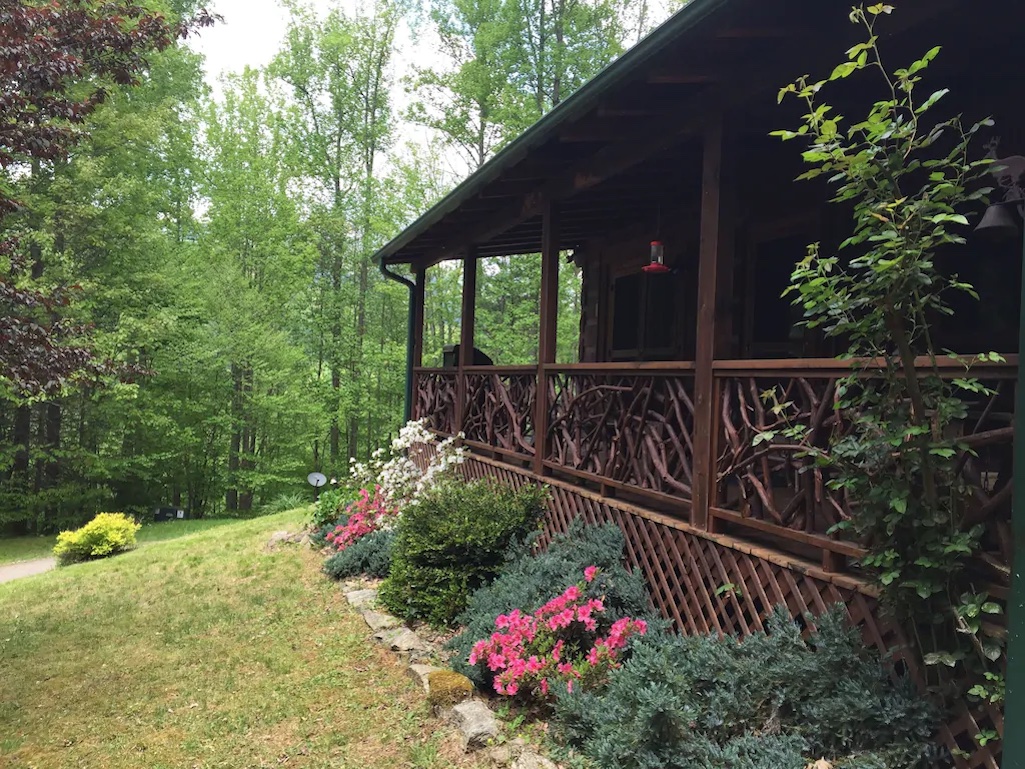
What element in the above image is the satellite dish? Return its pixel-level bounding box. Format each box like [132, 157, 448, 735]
[307, 472, 328, 488]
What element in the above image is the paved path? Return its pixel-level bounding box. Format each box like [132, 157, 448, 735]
[0, 557, 56, 584]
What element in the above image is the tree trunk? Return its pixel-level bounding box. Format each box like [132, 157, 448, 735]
[226, 363, 241, 512]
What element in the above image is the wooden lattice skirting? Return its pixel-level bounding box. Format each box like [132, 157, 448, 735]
[413, 447, 1004, 768]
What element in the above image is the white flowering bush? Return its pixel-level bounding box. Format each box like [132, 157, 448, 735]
[347, 418, 466, 510]
[311, 419, 466, 549]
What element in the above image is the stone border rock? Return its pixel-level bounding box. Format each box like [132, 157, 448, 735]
[340, 583, 558, 767]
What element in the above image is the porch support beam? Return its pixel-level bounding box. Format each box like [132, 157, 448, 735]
[456, 247, 478, 434]
[412, 265, 426, 369]
[534, 201, 560, 475]
[692, 108, 733, 530]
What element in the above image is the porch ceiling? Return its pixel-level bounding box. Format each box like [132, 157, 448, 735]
[373, 0, 971, 267]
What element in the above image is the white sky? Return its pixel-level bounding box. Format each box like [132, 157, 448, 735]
[188, 0, 452, 173]
[189, 0, 439, 98]
[192, 0, 329, 87]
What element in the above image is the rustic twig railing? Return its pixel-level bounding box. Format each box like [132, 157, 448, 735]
[543, 364, 696, 507]
[412, 368, 459, 435]
[461, 365, 537, 459]
[412, 357, 1016, 577]
[711, 358, 1016, 576]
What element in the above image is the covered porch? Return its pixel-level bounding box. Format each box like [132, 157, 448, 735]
[377, 1, 1022, 762]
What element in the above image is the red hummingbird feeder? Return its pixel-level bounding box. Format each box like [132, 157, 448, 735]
[642, 240, 670, 274]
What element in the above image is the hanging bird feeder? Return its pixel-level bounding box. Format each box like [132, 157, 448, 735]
[642, 240, 670, 274]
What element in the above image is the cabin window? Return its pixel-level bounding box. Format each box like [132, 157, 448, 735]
[609, 271, 680, 360]
[744, 233, 810, 358]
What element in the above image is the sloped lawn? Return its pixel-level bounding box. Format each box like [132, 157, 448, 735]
[0, 510, 485, 769]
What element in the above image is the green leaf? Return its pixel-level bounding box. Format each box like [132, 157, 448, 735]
[830, 62, 858, 81]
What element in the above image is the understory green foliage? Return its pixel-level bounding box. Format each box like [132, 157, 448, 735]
[323, 528, 395, 580]
[53, 512, 141, 565]
[258, 493, 311, 517]
[553, 607, 938, 769]
[448, 520, 653, 689]
[379, 480, 546, 626]
[773, 4, 1003, 702]
[310, 487, 354, 530]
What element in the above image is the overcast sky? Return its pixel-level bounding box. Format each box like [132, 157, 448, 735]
[191, 0, 325, 87]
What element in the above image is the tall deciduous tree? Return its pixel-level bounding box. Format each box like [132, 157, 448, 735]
[271, 0, 398, 469]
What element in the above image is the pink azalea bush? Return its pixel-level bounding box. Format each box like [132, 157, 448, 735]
[468, 567, 647, 699]
[325, 485, 398, 551]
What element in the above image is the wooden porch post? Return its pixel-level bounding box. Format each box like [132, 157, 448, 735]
[408, 264, 426, 423]
[535, 201, 560, 475]
[457, 247, 477, 434]
[692, 109, 734, 529]
[412, 264, 426, 369]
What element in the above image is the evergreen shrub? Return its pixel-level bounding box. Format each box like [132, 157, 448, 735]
[323, 527, 395, 580]
[552, 606, 938, 769]
[379, 479, 546, 626]
[449, 520, 653, 689]
[53, 512, 141, 565]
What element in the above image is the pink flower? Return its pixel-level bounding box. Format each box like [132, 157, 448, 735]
[539, 678, 549, 695]
[584, 566, 598, 582]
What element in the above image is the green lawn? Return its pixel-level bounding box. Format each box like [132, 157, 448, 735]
[0, 534, 56, 565]
[0, 518, 248, 565]
[0, 510, 487, 769]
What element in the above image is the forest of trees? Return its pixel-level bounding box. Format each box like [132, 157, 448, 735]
[0, 0, 680, 532]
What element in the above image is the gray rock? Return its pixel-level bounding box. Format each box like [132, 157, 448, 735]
[266, 530, 292, 548]
[385, 628, 429, 653]
[408, 648, 438, 665]
[373, 627, 403, 645]
[345, 588, 378, 609]
[362, 610, 400, 632]
[452, 700, 499, 751]
[408, 663, 444, 691]
[486, 745, 513, 765]
[512, 752, 557, 769]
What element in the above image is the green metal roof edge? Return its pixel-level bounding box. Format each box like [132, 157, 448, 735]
[372, 0, 728, 265]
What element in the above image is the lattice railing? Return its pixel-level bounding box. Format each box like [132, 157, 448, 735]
[462, 366, 537, 457]
[460, 453, 1004, 769]
[543, 365, 696, 502]
[412, 368, 459, 434]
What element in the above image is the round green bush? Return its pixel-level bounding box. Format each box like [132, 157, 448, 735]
[379, 479, 546, 627]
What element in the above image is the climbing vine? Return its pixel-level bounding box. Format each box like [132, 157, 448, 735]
[772, 3, 1004, 724]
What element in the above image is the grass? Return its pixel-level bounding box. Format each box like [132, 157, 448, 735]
[0, 518, 248, 565]
[0, 509, 489, 769]
[0, 534, 56, 565]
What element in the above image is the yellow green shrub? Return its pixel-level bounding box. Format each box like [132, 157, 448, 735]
[53, 512, 141, 565]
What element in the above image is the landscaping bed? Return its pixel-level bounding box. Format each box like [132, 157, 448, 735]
[315, 421, 941, 769]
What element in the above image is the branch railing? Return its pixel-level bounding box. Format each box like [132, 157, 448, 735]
[412, 357, 1016, 574]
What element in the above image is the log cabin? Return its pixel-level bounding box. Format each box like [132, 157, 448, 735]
[374, 1, 1024, 764]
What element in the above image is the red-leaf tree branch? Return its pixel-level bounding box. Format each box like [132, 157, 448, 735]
[0, 0, 215, 398]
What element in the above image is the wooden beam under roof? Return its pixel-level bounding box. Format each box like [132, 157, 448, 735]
[406, 0, 964, 267]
